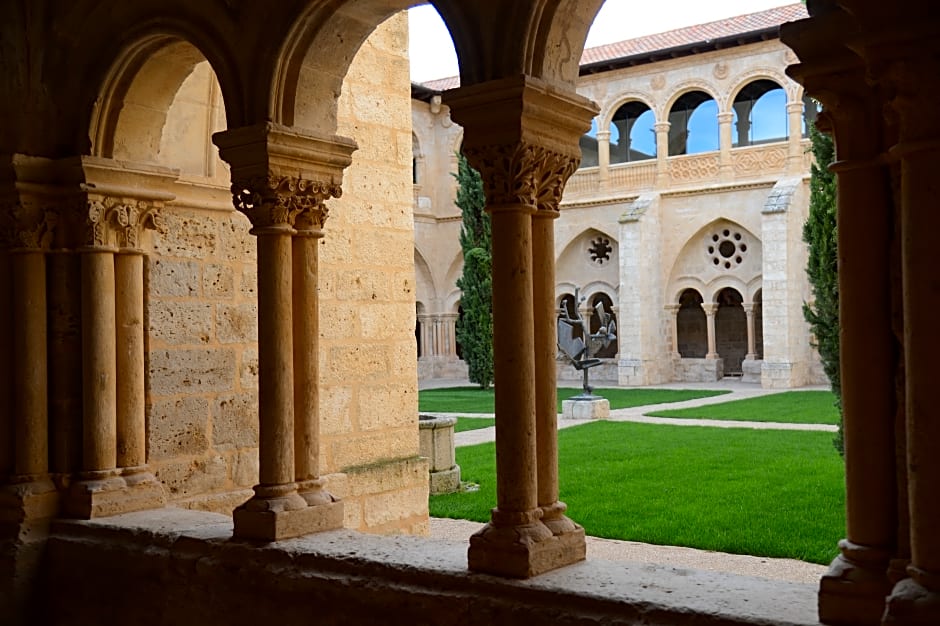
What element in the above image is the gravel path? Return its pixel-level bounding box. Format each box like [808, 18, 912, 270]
[423, 378, 834, 585]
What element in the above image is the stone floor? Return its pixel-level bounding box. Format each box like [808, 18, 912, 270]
[422, 377, 833, 586]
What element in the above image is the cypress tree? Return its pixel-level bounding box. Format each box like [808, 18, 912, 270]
[802, 120, 843, 455]
[454, 153, 494, 389]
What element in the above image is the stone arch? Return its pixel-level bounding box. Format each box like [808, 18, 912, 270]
[715, 287, 747, 375]
[599, 93, 657, 130]
[665, 87, 720, 156]
[414, 247, 436, 311]
[273, 1, 417, 133]
[676, 288, 707, 358]
[729, 77, 789, 147]
[607, 99, 657, 165]
[724, 69, 792, 110]
[89, 35, 237, 163]
[658, 79, 720, 120]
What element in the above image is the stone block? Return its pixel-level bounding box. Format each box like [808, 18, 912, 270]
[362, 485, 428, 530]
[231, 449, 259, 488]
[357, 383, 416, 431]
[429, 466, 460, 495]
[148, 301, 212, 345]
[418, 415, 456, 472]
[63, 475, 166, 519]
[468, 523, 587, 578]
[239, 263, 257, 298]
[238, 348, 258, 390]
[203, 264, 235, 298]
[155, 455, 228, 500]
[342, 456, 428, 498]
[319, 385, 354, 436]
[360, 303, 413, 339]
[218, 212, 254, 259]
[149, 348, 237, 396]
[149, 259, 201, 297]
[233, 500, 344, 541]
[330, 429, 417, 470]
[212, 392, 259, 449]
[562, 397, 610, 420]
[148, 396, 211, 460]
[151, 211, 219, 259]
[215, 302, 258, 343]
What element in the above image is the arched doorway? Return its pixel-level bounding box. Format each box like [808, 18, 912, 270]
[716, 287, 747, 375]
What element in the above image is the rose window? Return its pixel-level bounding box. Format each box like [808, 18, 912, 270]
[707, 229, 747, 269]
[589, 237, 612, 265]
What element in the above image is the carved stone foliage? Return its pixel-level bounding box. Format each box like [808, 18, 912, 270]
[85, 196, 163, 249]
[1, 202, 58, 250]
[463, 143, 579, 211]
[231, 174, 341, 231]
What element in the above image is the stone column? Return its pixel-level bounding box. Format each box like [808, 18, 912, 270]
[441, 312, 458, 358]
[2, 207, 58, 518]
[446, 75, 596, 578]
[732, 101, 752, 146]
[701, 302, 719, 359]
[882, 53, 940, 623]
[718, 112, 734, 179]
[786, 101, 805, 174]
[292, 198, 341, 524]
[654, 121, 670, 184]
[664, 303, 681, 358]
[0, 243, 12, 482]
[743, 303, 757, 361]
[533, 151, 580, 539]
[784, 53, 900, 622]
[417, 314, 431, 358]
[214, 122, 356, 541]
[596, 129, 610, 188]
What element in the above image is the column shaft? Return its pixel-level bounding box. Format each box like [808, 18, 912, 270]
[491, 206, 538, 515]
[743, 304, 757, 359]
[596, 130, 611, 186]
[702, 304, 718, 359]
[665, 304, 680, 357]
[12, 250, 48, 477]
[115, 251, 146, 469]
[81, 250, 117, 473]
[0, 251, 12, 477]
[47, 251, 82, 474]
[256, 230, 296, 488]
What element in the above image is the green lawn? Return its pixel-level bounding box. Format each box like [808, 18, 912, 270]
[647, 390, 840, 425]
[419, 386, 730, 414]
[455, 417, 495, 433]
[431, 421, 844, 564]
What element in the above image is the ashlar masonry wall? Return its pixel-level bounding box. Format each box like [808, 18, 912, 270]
[144, 13, 428, 535]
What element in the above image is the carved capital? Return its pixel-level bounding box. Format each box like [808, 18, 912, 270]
[82, 196, 163, 249]
[463, 143, 578, 211]
[3, 202, 58, 250]
[232, 174, 341, 231]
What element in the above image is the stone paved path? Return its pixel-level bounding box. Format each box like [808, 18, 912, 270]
[423, 378, 834, 584]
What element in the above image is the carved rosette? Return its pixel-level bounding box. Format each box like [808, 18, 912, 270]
[84, 196, 162, 249]
[463, 143, 579, 212]
[231, 174, 341, 232]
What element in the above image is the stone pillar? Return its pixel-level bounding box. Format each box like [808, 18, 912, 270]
[2, 206, 58, 520]
[701, 302, 719, 360]
[66, 196, 166, 519]
[214, 122, 355, 541]
[718, 111, 734, 179]
[446, 75, 596, 578]
[417, 314, 431, 358]
[442, 312, 458, 358]
[732, 101, 752, 146]
[654, 121, 670, 184]
[292, 201, 341, 521]
[882, 53, 940, 624]
[596, 129, 610, 188]
[664, 303, 681, 358]
[786, 101, 805, 173]
[784, 44, 900, 622]
[743, 303, 757, 361]
[0, 244, 12, 484]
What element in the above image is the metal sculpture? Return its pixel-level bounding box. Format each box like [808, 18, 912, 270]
[556, 287, 617, 396]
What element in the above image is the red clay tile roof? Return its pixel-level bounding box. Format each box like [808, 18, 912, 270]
[415, 3, 807, 91]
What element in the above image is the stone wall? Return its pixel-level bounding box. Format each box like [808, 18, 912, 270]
[142, 14, 428, 534]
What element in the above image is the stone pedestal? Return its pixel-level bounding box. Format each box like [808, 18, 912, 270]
[63, 473, 165, 519]
[233, 499, 345, 542]
[418, 414, 461, 495]
[562, 395, 610, 420]
[741, 358, 762, 384]
[468, 518, 586, 578]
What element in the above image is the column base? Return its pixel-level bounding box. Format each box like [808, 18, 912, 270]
[561, 396, 609, 420]
[0, 477, 59, 528]
[233, 499, 344, 541]
[818, 543, 893, 626]
[883, 574, 940, 625]
[63, 471, 166, 519]
[468, 509, 586, 578]
[540, 501, 582, 537]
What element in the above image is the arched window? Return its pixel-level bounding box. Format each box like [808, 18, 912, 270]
[668, 91, 719, 155]
[579, 119, 600, 168]
[715, 288, 746, 375]
[676, 289, 707, 357]
[732, 80, 788, 147]
[610, 101, 656, 164]
[588, 293, 618, 358]
[754, 289, 764, 359]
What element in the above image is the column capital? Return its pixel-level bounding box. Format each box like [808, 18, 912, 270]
[742, 303, 755, 315]
[83, 195, 163, 250]
[0, 201, 58, 251]
[213, 122, 356, 231]
[701, 302, 719, 315]
[663, 303, 681, 314]
[653, 121, 671, 133]
[717, 112, 735, 124]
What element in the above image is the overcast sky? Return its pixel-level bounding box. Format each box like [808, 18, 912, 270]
[409, 0, 797, 83]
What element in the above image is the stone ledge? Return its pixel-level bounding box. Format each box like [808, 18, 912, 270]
[35, 508, 821, 626]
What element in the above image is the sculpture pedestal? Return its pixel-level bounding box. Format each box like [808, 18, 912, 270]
[561, 395, 610, 420]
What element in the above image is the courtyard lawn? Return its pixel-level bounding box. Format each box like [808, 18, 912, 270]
[646, 390, 840, 425]
[431, 421, 845, 564]
[454, 417, 496, 433]
[418, 387, 730, 414]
